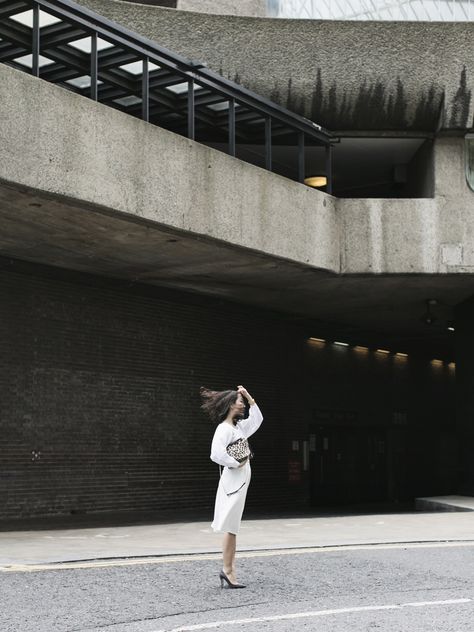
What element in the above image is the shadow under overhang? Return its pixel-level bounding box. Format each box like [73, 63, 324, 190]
[1, 178, 472, 357]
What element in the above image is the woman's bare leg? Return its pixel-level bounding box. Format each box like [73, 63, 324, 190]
[222, 532, 237, 582]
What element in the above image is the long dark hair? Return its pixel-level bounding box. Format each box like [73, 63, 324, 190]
[200, 386, 240, 424]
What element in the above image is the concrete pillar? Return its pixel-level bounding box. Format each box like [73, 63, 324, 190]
[454, 295, 474, 494]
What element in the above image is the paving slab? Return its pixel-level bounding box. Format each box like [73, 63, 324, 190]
[1, 511, 473, 567]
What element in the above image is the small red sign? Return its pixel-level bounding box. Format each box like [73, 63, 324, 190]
[288, 460, 301, 482]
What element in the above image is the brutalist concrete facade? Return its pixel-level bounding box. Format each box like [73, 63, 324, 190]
[1, 1, 473, 520]
[80, 0, 474, 132]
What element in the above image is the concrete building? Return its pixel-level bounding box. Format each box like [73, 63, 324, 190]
[0, 0, 473, 521]
[275, 0, 474, 21]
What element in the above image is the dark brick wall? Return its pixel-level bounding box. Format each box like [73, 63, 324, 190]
[455, 295, 474, 495]
[0, 258, 296, 519]
[0, 258, 457, 520]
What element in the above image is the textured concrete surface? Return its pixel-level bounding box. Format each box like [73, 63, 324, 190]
[0, 64, 338, 274]
[1, 511, 474, 565]
[2, 63, 474, 280]
[2, 64, 474, 340]
[78, 0, 474, 131]
[178, 0, 267, 17]
[339, 138, 474, 274]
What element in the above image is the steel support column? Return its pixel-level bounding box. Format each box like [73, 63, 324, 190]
[90, 31, 98, 101]
[228, 98, 235, 157]
[32, 3, 40, 77]
[187, 79, 195, 140]
[142, 57, 149, 122]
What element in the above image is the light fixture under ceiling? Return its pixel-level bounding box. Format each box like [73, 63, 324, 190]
[304, 176, 327, 188]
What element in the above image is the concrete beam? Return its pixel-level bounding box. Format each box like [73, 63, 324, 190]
[0, 63, 339, 275]
[339, 138, 474, 274]
[78, 0, 474, 132]
[1, 63, 474, 345]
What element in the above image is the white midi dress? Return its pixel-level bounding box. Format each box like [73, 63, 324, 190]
[210, 404, 263, 535]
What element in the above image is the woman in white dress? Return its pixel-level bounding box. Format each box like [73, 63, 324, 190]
[200, 384, 263, 589]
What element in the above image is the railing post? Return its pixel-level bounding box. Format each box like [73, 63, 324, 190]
[265, 117, 272, 171]
[142, 57, 149, 122]
[298, 132, 305, 183]
[228, 98, 235, 157]
[187, 79, 195, 140]
[32, 2, 40, 77]
[325, 144, 333, 194]
[90, 32, 98, 101]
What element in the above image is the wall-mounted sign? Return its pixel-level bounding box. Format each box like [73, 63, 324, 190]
[288, 460, 301, 482]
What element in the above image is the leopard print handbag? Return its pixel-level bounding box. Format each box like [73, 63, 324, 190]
[226, 437, 253, 463]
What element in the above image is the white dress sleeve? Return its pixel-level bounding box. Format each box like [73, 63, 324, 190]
[210, 423, 240, 468]
[238, 403, 263, 439]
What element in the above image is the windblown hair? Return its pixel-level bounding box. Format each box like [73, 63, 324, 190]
[200, 386, 239, 424]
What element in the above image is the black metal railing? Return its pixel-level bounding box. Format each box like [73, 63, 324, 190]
[0, 0, 335, 191]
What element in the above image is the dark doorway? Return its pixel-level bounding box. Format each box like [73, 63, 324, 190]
[309, 425, 388, 505]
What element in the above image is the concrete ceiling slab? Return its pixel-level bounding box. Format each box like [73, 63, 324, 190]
[1, 180, 472, 357]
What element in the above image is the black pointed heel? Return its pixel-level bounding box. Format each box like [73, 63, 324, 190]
[219, 570, 246, 589]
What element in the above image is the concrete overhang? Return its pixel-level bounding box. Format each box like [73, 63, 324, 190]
[78, 0, 474, 132]
[2, 63, 474, 354]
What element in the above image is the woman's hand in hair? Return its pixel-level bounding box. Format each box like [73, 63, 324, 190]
[237, 385, 254, 405]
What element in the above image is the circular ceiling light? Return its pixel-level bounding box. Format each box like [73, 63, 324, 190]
[304, 176, 327, 188]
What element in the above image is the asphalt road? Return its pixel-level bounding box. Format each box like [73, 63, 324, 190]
[2, 542, 474, 632]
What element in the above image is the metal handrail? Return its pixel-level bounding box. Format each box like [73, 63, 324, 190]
[0, 0, 335, 191]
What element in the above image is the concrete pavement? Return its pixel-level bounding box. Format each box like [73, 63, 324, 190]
[1, 508, 473, 567]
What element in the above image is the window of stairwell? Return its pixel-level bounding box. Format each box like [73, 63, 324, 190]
[332, 137, 434, 198]
[465, 134, 474, 192]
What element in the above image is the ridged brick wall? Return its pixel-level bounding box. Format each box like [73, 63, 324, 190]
[0, 258, 297, 519]
[0, 257, 457, 519]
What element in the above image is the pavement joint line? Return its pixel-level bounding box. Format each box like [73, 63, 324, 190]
[153, 598, 473, 631]
[2, 539, 474, 572]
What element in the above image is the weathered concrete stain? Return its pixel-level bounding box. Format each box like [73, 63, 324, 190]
[75, 0, 474, 132]
[449, 66, 472, 129]
[288, 69, 443, 130]
[412, 85, 440, 129]
[221, 66, 449, 131]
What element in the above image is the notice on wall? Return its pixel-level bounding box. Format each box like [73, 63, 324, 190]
[288, 460, 302, 482]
